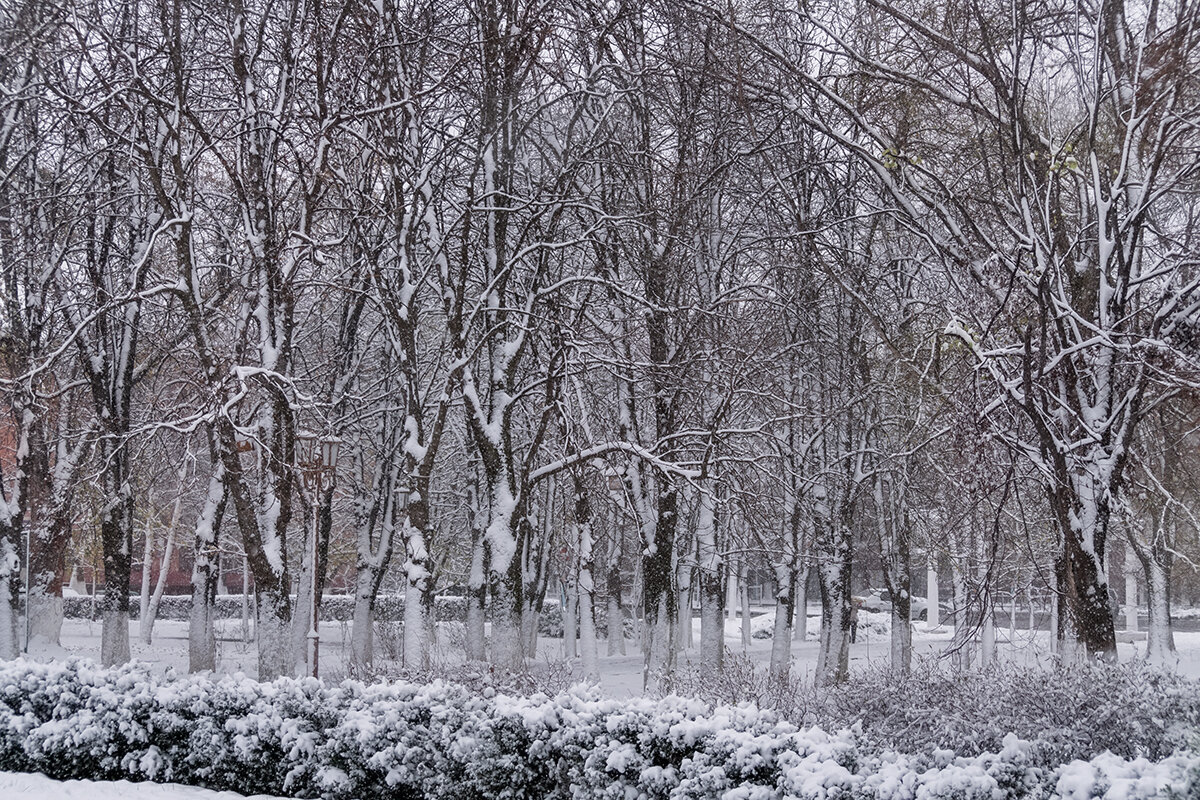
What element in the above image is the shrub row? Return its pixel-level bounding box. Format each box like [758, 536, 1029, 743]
[0, 658, 1196, 799]
[671, 655, 1200, 765]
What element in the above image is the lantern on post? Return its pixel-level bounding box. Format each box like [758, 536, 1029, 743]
[295, 431, 341, 678]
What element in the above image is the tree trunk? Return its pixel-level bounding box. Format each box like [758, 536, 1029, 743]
[466, 527, 487, 662]
[926, 557, 940, 628]
[1124, 543, 1138, 633]
[144, 492, 183, 645]
[816, 563, 851, 688]
[349, 568, 376, 671]
[256, 591, 292, 681]
[291, 510, 316, 677]
[563, 581, 577, 658]
[815, 493, 852, 687]
[99, 454, 133, 667]
[401, 522, 432, 670]
[27, 509, 71, 647]
[0, 530, 19, 659]
[696, 483, 723, 675]
[794, 565, 809, 642]
[641, 483, 677, 690]
[573, 482, 599, 680]
[139, 505, 153, 637]
[677, 563, 693, 651]
[490, 575, 523, 671]
[739, 562, 752, 651]
[769, 563, 796, 684]
[404, 570, 429, 670]
[606, 508, 625, 656]
[1047, 466, 1118, 660]
[1138, 542, 1175, 662]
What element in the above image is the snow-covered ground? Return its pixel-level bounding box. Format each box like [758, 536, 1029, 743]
[0, 772, 288, 800]
[25, 606, 1200, 693]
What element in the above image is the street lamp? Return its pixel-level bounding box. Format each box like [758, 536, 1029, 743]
[295, 431, 341, 678]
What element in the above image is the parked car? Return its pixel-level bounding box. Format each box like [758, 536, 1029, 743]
[860, 588, 930, 621]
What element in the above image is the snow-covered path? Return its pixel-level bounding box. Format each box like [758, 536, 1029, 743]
[0, 772, 286, 800]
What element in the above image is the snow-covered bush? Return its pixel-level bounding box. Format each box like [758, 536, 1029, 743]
[807, 661, 1200, 764]
[0, 657, 1196, 799]
[673, 654, 1200, 773]
[668, 649, 811, 711]
[366, 655, 578, 697]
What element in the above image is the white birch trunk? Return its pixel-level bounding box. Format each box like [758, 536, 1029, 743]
[523, 599, 540, 659]
[1008, 583, 1017, 642]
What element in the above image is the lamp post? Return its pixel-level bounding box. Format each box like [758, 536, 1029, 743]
[295, 432, 341, 678]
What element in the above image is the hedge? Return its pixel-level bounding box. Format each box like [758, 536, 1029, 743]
[0, 658, 1196, 799]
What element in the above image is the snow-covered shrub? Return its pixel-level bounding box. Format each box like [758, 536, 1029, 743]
[806, 660, 1200, 765]
[667, 649, 811, 712]
[670, 655, 1200, 779]
[364, 654, 578, 698]
[0, 657, 1196, 800]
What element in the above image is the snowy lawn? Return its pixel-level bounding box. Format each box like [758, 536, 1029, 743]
[29, 606, 1200, 694]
